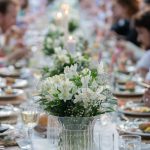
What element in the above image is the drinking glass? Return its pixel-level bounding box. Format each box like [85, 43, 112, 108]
[20, 102, 39, 146]
[119, 135, 141, 150]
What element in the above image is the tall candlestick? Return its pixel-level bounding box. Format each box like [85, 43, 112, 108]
[60, 3, 70, 48]
[67, 36, 76, 53]
[63, 9, 69, 48]
[61, 3, 70, 13]
[56, 12, 63, 25]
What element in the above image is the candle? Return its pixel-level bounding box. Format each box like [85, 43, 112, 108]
[60, 3, 70, 46]
[56, 12, 63, 25]
[67, 36, 76, 53]
[61, 3, 70, 13]
[63, 9, 69, 47]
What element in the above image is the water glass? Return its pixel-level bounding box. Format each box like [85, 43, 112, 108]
[16, 127, 32, 150]
[120, 135, 141, 150]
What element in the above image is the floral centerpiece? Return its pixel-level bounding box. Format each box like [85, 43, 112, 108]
[39, 63, 117, 149]
[43, 25, 64, 55]
[42, 48, 90, 78]
[39, 64, 117, 117]
[43, 26, 88, 56]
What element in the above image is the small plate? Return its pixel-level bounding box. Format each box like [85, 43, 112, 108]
[113, 86, 145, 97]
[119, 102, 150, 117]
[12, 79, 28, 88]
[0, 89, 24, 99]
[0, 79, 28, 88]
[118, 121, 150, 138]
[0, 105, 19, 118]
[0, 68, 20, 77]
[0, 124, 14, 137]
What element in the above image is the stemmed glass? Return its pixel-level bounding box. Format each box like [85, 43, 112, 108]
[19, 102, 39, 149]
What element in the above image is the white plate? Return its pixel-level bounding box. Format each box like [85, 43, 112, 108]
[118, 122, 150, 138]
[0, 79, 28, 88]
[113, 87, 145, 96]
[0, 68, 20, 77]
[0, 106, 19, 118]
[119, 103, 150, 117]
[0, 89, 24, 99]
[0, 124, 14, 137]
[12, 79, 28, 88]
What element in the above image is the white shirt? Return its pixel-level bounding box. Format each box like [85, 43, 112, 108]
[136, 50, 150, 70]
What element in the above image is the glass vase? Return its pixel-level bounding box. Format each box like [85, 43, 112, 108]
[47, 115, 96, 150]
[47, 114, 119, 150]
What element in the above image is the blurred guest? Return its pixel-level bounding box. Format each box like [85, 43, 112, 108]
[143, 88, 150, 107]
[0, 0, 17, 33]
[134, 9, 150, 78]
[79, 0, 98, 16]
[19, 0, 29, 16]
[143, 0, 150, 8]
[111, 0, 140, 45]
[17, 0, 47, 26]
[0, 0, 29, 65]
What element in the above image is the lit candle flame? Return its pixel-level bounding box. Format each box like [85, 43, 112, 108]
[56, 12, 63, 19]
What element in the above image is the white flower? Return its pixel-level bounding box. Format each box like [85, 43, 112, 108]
[64, 64, 78, 78]
[81, 75, 91, 88]
[54, 47, 63, 54]
[74, 88, 95, 107]
[57, 79, 75, 102]
[91, 80, 98, 90]
[97, 62, 104, 74]
[46, 38, 53, 44]
[81, 68, 91, 76]
[54, 48, 70, 64]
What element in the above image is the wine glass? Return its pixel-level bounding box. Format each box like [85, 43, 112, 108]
[20, 102, 39, 145]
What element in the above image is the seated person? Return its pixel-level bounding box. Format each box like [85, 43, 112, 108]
[143, 0, 150, 8]
[0, 0, 29, 65]
[79, 0, 98, 16]
[134, 9, 150, 78]
[111, 0, 140, 46]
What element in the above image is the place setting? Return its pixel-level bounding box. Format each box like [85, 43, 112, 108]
[119, 101, 150, 117]
[0, 67, 20, 78]
[118, 119, 150, 138]
[0, 87, 24, 99]
[113, 73, 146, 97]
[0, 77, 28, 89]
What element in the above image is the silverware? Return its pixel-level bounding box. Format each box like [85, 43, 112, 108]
[120, 114, 129, 122]
[137, 82, 150, 89]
